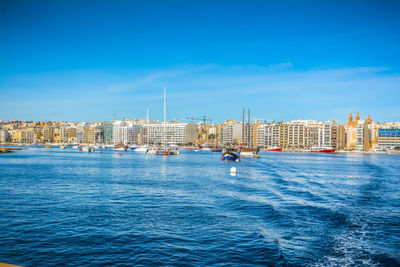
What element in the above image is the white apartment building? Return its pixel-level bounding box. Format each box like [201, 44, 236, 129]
[0, 128, 11, 143]
[113, 120, 141, 144]
[141, 123, 197, 145]
[257, 124, 280, 148]
[221, 122, 243, 145]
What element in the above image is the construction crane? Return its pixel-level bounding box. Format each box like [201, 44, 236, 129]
[185, 116, 212, 124]
[185, 116, 213, 145]
[252, 118, 275, 123]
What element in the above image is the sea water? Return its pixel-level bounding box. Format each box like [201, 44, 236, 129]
[0, 147, 399, 266]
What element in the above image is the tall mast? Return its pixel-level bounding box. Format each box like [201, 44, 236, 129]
[242, 106, 245, 145]
[164, 87, 166, 125]
[248, 108, 250, 148]
[164, 87, 166, 149]
[146, 107, 149, 145]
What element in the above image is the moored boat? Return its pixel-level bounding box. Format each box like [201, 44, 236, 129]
[149, 146, 179, 155]
[135, 145, 149, 153]
[114, 143, 127, 151]
[267, 147, 282, 152]
[222, 149, 240, 161]
[81, 146, 93, 152]
[310, 147, 335, 153]
[240, 147, 259, 157]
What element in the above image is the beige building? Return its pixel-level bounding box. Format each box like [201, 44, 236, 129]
[21, 129, 36, 143]
[356, 120, 371, 151]
[43, 126, 54, 143]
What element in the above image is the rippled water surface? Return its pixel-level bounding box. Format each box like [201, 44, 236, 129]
[0, 147, 399, 266]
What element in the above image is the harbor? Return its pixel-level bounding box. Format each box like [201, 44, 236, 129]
[0, 147, 399, 265]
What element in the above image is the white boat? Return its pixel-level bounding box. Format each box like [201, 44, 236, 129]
[240, 147, 259, 157]
[81, 147, 93, 152]
[148, 146, 179, 155]
[72, 145, 79, 149]
[114, 143, 127, 151]
[135, 145, 150, 153]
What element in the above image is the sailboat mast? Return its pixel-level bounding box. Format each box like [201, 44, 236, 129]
[164, 87, 166, 148]
[248, 108, 250, 148]
[164, 87, 166, 125]
[242, 106, 245, 146]
[146, 107, 149, 145]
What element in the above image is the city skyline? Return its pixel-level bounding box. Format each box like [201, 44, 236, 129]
[1, 1, 400, 122]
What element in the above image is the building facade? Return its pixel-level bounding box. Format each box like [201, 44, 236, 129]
[378, 128, 400, 148]
[141, 123, 197, 145]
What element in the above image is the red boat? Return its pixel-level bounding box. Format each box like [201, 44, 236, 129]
[310, 147, 335, 153]
[267, 147, 282, 152]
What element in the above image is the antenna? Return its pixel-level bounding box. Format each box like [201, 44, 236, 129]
[164, 87, 166, 124]
[242, 106, 245, 145]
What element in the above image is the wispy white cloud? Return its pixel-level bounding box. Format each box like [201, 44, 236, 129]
[0, 64, 399, 122]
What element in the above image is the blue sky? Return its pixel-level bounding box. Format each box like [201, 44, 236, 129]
[1, 0, 399, 123]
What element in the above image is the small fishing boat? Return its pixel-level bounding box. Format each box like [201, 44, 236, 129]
[310, 147, 335, 153]
[72, 145, 79, 149]
[267, 147, 282, 152]
[149, 146, 179, 155]
[45, 145, 52, 148]
[222, 149, 240, 161]
[114, 143, 127, 151]
[240, 147, 259, 157]
[81, 146, 93, 152]
[135, 145, 149, 153]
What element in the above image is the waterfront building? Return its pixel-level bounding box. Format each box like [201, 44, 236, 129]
[141, 122, 197, 145]
[257, 123, 280, 148]
[356, 119, 371, 151]
[103, 121, 113, 144]
[378, 128, 400, 148]
[21, 129, 35, 143]
[284, 121, 305, 149]
[221, 121, 243, 145]
[68, 127, 77, 143]
[88, 126, 104, 144]
[243, 123, 254, 147]
[113, 120, 141, 144]
[303, 122, 322, 149]
[43, 126, 54, 143]
[331, 125, 346, 150]
[76, 123, 88, 143]
[0, 128, 11, 143]
[60, 127, 69, 143]
[12, 130, 21, 143]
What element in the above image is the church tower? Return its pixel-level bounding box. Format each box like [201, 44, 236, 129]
[347, 112, 354, 126]
[355, 112, 360, 122]
[366, 114, 372, 124]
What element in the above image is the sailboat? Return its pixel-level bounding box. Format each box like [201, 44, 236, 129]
[148, 87, 179, 156]
[135, 107, 150, 153]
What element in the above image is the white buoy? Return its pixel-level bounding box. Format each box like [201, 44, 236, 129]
[230, 166, 237, 175]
